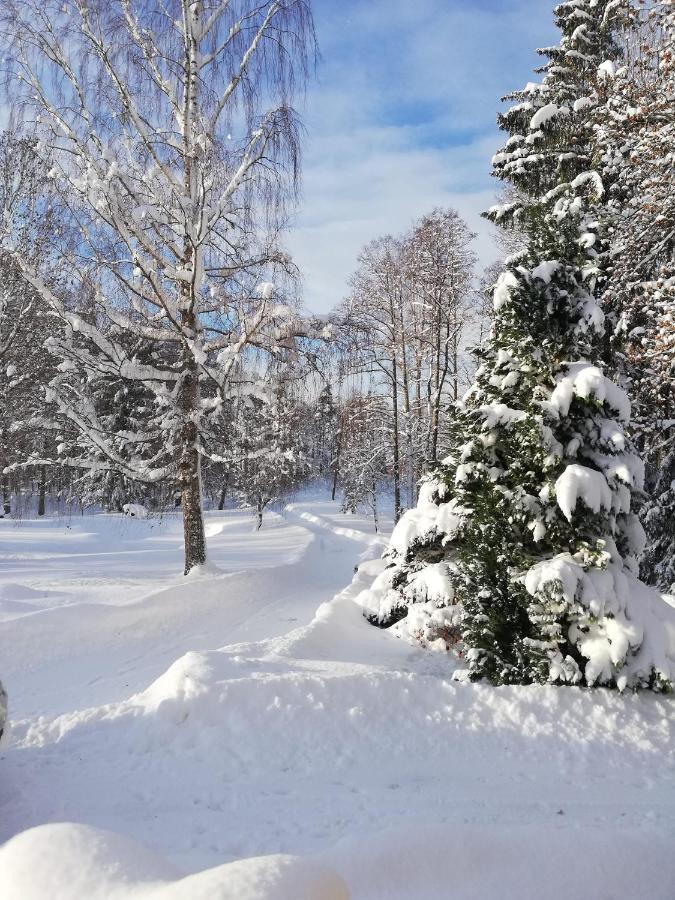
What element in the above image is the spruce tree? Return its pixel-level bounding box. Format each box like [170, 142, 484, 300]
[359, 0, 675, 690]
[596, 1, 675, 591]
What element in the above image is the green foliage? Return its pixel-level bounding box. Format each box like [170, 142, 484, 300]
[367, 1, 665, 688]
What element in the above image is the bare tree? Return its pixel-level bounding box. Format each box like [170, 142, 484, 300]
[339, 393, 388, 532]
[0, 0, 316, 572]
[403, 208, 477, 466]
[341, 236, 407, 521]
[232, 376, 308, 528]
[338, 209, 478, 519]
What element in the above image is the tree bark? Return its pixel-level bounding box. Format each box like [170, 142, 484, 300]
[178, 352, 206, 574]
[391, 353, 402, 523]
[371, 470, 379, 533]
[38, 465, 46, 516]
[2, 472, 10, 516]
[331, 426, 342, 501]
[178, 7, 206, 576]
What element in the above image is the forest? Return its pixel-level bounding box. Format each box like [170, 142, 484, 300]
[0, 1, 674, 898]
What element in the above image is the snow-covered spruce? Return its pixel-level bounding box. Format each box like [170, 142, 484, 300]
[595, 3, 675, 592]
[359, 0, 675, 690]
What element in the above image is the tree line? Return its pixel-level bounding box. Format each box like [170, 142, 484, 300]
[358, 0, 675, 692]
[0, 0, 673, 611]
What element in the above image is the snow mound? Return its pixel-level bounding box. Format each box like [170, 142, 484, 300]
[325, 822, 675, 900]
[0, 823, 349, 900]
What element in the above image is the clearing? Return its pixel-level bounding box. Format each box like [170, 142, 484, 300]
[0, 501, 673, 898]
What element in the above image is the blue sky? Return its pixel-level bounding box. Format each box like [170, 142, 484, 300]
[287, 0, 558, 312]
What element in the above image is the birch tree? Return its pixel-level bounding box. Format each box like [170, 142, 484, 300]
[0, 0, 315, 572]
[343, 236, 407, 521]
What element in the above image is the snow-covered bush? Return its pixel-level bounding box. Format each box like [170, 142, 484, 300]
[122, 503, 148, 519]
[358, 0, 675, 691]
[0, 823, 349, 900]
[122, 503, 148, 520]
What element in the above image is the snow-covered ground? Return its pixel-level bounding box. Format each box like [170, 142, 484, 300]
[0, 501, 674, 898]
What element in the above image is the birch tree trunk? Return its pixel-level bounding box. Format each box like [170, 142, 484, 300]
[177, 352, 206, 572]
[390, 350, 402, 523]
[331, 428, 342, 501]
[178, 2, 206, 573]
[37, 465, 46, 517]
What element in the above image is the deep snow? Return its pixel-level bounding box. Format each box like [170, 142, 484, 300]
[0, 501, 674, 898]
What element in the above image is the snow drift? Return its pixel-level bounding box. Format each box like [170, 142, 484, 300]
[0, 823, 348, 900]
[1, 504, 674, 899]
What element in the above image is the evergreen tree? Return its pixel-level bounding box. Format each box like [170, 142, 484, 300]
[232, 381, 308, 529]
[360, 0, 675, 690]
[313, 384, 340, 480]
[596, 0, 675, 590]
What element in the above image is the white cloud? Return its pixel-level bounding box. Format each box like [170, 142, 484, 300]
[288, 0, 557, 313]
[287, 125, 501, 312]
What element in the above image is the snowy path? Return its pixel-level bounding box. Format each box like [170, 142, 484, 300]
[0, 504, 382, 719]
[0, 501, 674, 899]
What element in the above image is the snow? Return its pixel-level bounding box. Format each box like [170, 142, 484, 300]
[549, 360, 631, 422]
[573, 95, 594, 112]
[1, 501, 675, 898]
[122, 502, 148, 519]
[529, 103, 567, 130]
[571, 169, 605, 198]
[531, 260, 560, 283]
[555, 463, 612, 520]
[387, 480, 465, 559]
[0, 823, 348, 900]
[478, 402, 527, 429]
[492, 270, 519, 312]
[524, 553, 675, 689]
